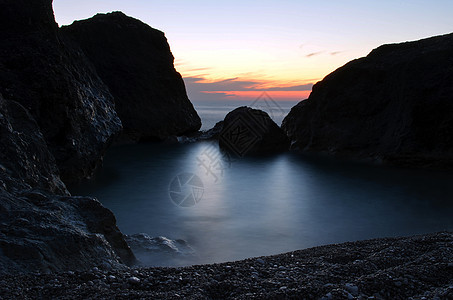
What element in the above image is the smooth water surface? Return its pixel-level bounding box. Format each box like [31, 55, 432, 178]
[192, 100, 295, 130]
[70, 141, 453, 266]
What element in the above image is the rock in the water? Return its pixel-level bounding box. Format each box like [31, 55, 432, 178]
[179, 121, 224, 143]
[125, 233, 194, 266]
[282, 33, 453, 167]
[219, 107, 289, 156]
[125, 233, 194, 255]
[0, 0, 122, 182]
[61, 12, 201, 141]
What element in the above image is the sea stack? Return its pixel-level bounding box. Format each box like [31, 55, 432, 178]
[220, 107, 290, 156]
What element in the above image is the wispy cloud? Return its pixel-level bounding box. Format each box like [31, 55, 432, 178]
[184, 77, 313, 92]
[183, 76, 314, 102]
[305, 51, 324, 58]
[183, 67, 212, 72]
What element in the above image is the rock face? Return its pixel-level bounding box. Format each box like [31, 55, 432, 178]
[219, 107, 289, 156]
[0, 93, 135, 274]
[0, 94, 66, 195]
[282, 33, 453, 167]
[0, 0, 201, 274]
[0, 0, 144, 274]
[0, 0, 122, 182]
[61, 12, 201, 141]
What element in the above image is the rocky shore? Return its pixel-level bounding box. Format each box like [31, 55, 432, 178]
[0, 232, 452, 299]
[1, 1, 452, 299]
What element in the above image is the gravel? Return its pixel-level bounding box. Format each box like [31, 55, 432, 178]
[0, 232, 452, 299]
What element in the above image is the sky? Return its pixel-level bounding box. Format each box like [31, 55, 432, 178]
[53, 0, 453, 102]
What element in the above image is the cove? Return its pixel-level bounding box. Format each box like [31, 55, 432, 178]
[69, 141, 453, 267]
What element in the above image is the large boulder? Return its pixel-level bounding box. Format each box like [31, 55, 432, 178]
[0, 0, 122, 182]
[0, 93, 135, 274]
[282, 33, 453, 167]
[61, 12, 201, 141]
[219, 107, 289, 156]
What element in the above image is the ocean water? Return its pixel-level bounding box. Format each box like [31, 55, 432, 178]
[69, 102, 453, 267]
[192, 100, 296, 130]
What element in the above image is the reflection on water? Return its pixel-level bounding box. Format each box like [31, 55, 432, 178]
[69, 141, 453, 266]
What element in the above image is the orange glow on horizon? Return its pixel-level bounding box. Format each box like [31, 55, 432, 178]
[203, 90, 311, 101]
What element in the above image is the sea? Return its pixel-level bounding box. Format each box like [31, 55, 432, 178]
[69, 100, 453, 267]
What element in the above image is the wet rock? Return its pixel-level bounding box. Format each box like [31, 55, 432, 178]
[125, 233, 194, 266]
[282, 33, 453, 168]
[125, 234, 194, 256]
[0, 188, 135, 274]
[179, 121, 224, 143]
[128, 276, 140, 285]
[219, 107, 289, 156]
[61, 12, 201, 141]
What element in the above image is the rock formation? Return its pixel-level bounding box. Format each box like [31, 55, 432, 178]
[0, 93, 135, 274]
[282, 33, 453, 167]
[61, 12, 201, 141]
[0, 0, 122, 182]
[0, 0, 205, 274]
[219, 107, 289, 156]
[178, 121, 224, 143]
[0, 0, 136, 271]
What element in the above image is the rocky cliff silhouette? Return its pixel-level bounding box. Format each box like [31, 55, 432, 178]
[283, 33, 453, 167]
[0, 0, 200, 273]
[61, 12, 201, 141]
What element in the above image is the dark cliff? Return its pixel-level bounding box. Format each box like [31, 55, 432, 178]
[0, 0, 207, 274]
[282, 33, 453, 167]
[0, 0, 202, 274]
[0, 93, 135, 274]
[61, 12, 201, 141]
[0, 0, 122, 182]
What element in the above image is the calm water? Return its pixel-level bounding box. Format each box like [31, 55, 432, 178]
[70, 102, 453, 266]
[192, 100, 295, 130]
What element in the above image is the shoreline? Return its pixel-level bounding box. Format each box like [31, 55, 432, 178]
[1, 231, 452, 299]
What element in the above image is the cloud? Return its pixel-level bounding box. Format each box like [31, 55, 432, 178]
[265, 84, 313, 91]
[183, 76, 314, 102]
[330, 51, 344, 56]
[305, 51, 324, 58]
[181, 67, 212, 72]
[184, 77, 313, 92]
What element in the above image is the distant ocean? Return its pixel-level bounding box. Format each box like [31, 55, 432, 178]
[191, 100, 299, 130]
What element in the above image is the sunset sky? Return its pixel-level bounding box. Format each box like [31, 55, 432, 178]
[53, 0, 453, 102]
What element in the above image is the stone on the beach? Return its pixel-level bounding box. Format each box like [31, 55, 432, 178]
[128, 276, 141, 285]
